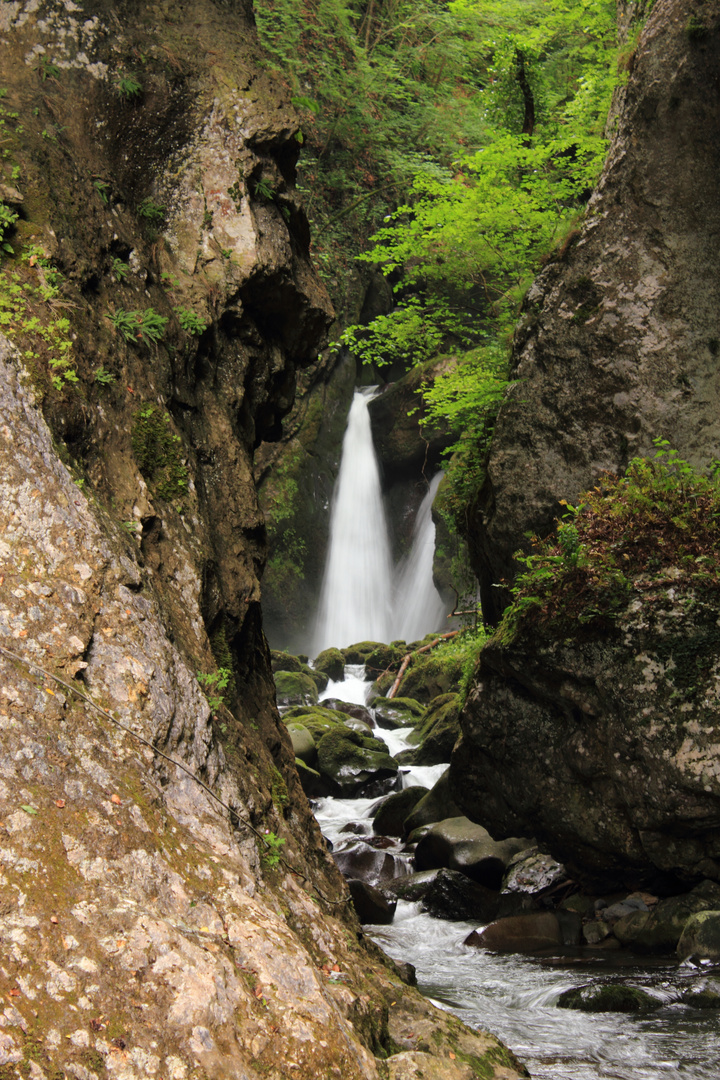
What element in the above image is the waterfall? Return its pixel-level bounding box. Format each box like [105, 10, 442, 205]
[313, 388, 393, 652]
[392, 471, 446, 642]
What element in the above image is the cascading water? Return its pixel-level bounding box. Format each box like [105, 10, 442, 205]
[392, 471, 447, 642]
[313, 388, 393, 652]
[314, 388, 447, 654]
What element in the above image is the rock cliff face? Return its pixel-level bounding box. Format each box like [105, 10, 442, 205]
[468, 0, 720, 622]
[0, 4, 524, 1079]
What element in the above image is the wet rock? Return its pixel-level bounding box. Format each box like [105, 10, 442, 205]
[385, 870, 441, 903]
[316, 727, 398, 796]
[677, 911, 720, 962]
[615, 881, 720, 952]
[286, 723, 317, 765]
[294, 756, 325, 798]
[314, 647, 345, 681]
[274, 670, 319, 707]
[680, 988, 720, 1009]
[498, 848, 567, 917]
[465, 913, 563, 954]
[271, 649, 307, 674]
[403, 769, 463, 835]
[365, 643, 406, 681]
[347, 879, 397, 924]
[582, 919, 613, 946]
[282, 704, 352, 740]
[373, 787, 428, 838]
[332, 841, 405, 886]
[372, 696, 425, 729]
[391, 653, 464, 705]
[421, 869, 499, 923]
[557, 985, 662, 1013]
[323, 699, 376, 727]
[414, 817, 531, 889]
[405, 693, 461, 766]
[342, 640, 384, 664]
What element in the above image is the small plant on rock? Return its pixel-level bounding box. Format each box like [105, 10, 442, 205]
[108, 306, 168, 344]
[115, 71, 142, 98]
[261, 831, 286, 869]
[175, 306, 207, 336]
[197, 667, 232, 713]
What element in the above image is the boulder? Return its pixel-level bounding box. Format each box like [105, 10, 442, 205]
[365, 643, 406, 680]
[347, 879, 397, 925]
[498, 847, 567, 917]
[385, 870, 441, 903]
[271, 649, 306, 674]
[615, 881, 720, 952]
[414, 817, 531, 889]
[316, 727, 398, 796]
[314, 647, 345, 681]
[372, 696, 425, 729]
[677, 910, 720, 962]
[282, 705, 350, 740]
[373, 787, 428, 838]
[403, 769, 462, 835]
[465, 913, 563, 954]
[391, 652, 464, 705]
[332, 840, 405, 885]
[410, 693, 461, 766]
[323, 699, 376, 727]
[421, 868, 499, 923]
[274, 670, 318, 707]
[557, 985, 662, 1013]
[293, 757, 324, 799]
[343, 641, 384, 664]
[286, 723, 316, 765]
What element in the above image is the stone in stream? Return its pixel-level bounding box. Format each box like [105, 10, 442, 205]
[316, 726, 398, 797]
[372, 786, 428, 838]
[414, 816, 531, 889]
[347, 879, 397, 925]
[498, 847, 567, 917]
[403, 768, 462, 835]
[273, 670, 319, 707]
[286, 723, 316, 765]
[677, 910, 720, 962]
[409, 693, 462, 766]
[421, 868, 500, 923]
[313, 647, 345, 681]
[385, 869, 441, 903]
[372, 696, 426, 729]
[322, 699, 376, 727]
[332, 840, 406, 886]
[557, 984, 662, 1013]
[614, 880, 720, 952]
[465, 913, 563, 954]
[342, 640, 384, 664]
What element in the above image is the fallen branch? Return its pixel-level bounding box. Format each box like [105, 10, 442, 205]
[387, 631, 459, 700]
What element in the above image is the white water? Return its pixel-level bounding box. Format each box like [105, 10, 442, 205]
[313, 388, 448, 656]
[314, 389, 393, 653]
[392, 471, 447, 642]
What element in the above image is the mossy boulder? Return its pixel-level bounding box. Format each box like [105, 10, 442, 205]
[365, 642, 405, 679]
[372, 786, 428, 838]
[677, 910, 720, 962]
[411, 692, 461, 765]
[615, 880, 720, 952]
[316, 726, 398, 796]
[271, 649, 305, 674]
[557, 984, 662, 1013]
[286, 723, 316, 765]
[274, 670, 318, 707]
[392, 651, 464, 703]
[282, 705, 351, 741]
[371, 696, 425, 729]
[314, 647, 345, 681]
[343, 640, 383, 664]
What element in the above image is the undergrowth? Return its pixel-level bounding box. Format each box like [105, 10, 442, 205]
[496, 441, 720, 645]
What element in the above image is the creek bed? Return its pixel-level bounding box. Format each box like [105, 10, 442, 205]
[311, 675, 720, 1080]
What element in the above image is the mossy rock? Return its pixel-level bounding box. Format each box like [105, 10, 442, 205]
[412, 693, 461, 765]
[307, 667, 329, 692]
[342, 640, 384, 664]
[294, 756, 325, 798]
[370, 671, 395, 697]
[680, 988, 720, 1009]
[371, 695, 425, 728]
[274, 670, 318, 707]
[314, 647, 345, 681]
[365, 643, 405, 679]
[282, 705, 351, 741]
[316, 726, 398, 795]
[557, 984, 661, 1013]
[677, 909, 720, 961]
[286, 723, 316, 765]
[393, 651, 465, 704]
[271, 650, 305, 674]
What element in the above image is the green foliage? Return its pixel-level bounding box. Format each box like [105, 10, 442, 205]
[111, 257, 129, 282]
[108, 306, 168, 344]
[197, 667, 232, 713]
[94, 366, 115, 385]
[131, 404, 188, 500]
[36, 56, 61, 81]
[175, 306, 207, 336]
[0, 249, 77, 390]
[496, 442, 720, 645]
[252, 177, 275, 201]
[93, 178, 110, 204]
[261, 830, 286, 868]
[0, 202, 18, 254]
[115, 71, 142, 98]
[137, 197, 166, 229]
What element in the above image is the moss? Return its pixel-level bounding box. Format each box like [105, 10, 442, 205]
[686, 16, 710, 41]
[558, 983, 661, 1012]
[131, 403, 188, 500]
[270, 764, 289, 810]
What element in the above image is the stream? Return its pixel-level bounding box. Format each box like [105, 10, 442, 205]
[313, 671, 720, 1080]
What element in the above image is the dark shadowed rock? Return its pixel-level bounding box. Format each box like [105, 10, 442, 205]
[617, 881, 720, 952]
[557, 985, 662, 1013]
[385, 870, 442, 902]
[323, 699, 376, 727]
[421, 869, 500, 923]
[677, 911, 720, 962]
[373, 787, 428, 838]
[347, 879, 397, 925]
[414, 817, 531, 889]
[332, 841, 406, 886]
[403, 769, 462, 835]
